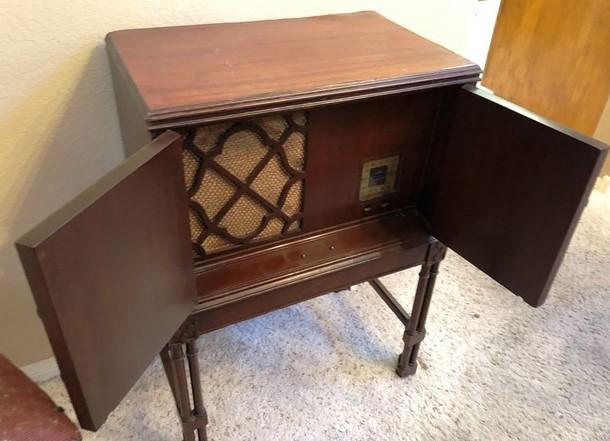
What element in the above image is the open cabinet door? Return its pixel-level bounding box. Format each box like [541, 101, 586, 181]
[427, 86, 608, 307]
[16, 131, 196, 430]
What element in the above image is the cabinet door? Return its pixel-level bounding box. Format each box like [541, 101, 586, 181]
[16, 131, 196, 430]
[426, 86, 607, 307]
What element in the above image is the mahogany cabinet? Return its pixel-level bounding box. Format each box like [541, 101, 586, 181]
[16, 11, 607, 441]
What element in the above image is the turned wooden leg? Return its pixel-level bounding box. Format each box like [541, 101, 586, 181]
[161, 341, 208, 441]
[368, 241, 446, 378]
[186, 340, 208, 441]
[161, 344, 179, 406]
[396, 242, 446, 378]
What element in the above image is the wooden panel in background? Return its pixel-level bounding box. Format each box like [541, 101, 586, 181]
[482, 0, 610, 136]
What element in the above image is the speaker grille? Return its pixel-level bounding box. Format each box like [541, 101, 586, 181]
[182, 112, 307, 257]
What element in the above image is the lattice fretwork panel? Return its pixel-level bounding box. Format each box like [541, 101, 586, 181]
[182, 112, 307, 257]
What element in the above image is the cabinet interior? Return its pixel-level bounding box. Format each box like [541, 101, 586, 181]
[184, 87, 453, 265]
[182, 86, 457, 305]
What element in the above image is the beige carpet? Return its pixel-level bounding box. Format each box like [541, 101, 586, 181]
[42, 189, 610, 441]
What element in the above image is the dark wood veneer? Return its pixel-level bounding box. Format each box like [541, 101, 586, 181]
[14, 11, 609, 441]
[193, 239, 431, 335]
[195, 212, 428, 304]
[427, 86, 607, 306]
[105, 11, 480, 136]
[305, 91, 438, 230]
[16, 132, 195, 430]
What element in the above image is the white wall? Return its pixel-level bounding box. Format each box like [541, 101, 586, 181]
[0, 0, 500, 367]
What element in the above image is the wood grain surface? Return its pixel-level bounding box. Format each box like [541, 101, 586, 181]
[16, 131, 196, 430]
[304, 91, 439, 231]
[106, 11, 480, 126]
[426, 87, 607, 307]
[482, 0, 610, 136]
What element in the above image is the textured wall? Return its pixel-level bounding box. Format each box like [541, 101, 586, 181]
[0, 0, 499, 367]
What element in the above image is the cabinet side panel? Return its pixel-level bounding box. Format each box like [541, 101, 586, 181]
[106, 43, 152, 157]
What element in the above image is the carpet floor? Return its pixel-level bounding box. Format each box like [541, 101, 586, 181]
[42, 189, 610, 441]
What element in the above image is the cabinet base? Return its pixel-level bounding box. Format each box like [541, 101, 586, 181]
[162, 240, 446, 440]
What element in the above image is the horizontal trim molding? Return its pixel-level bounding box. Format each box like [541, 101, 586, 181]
[146, 68, 482, 129]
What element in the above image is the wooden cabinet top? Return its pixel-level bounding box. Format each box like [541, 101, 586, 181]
[106, 11, 481, 126]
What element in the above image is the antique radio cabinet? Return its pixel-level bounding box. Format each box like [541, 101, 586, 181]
[16, 12, 607, 441]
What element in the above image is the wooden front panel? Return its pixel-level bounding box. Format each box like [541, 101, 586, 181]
[305, 91, 439, 230]
[195, 241, 430, 335]
[482, 0, 610, 136]
[15, 132, 196, 430]
[193, 217, 431, 334]
[180, 91, 440, 258]
[426, 87, 607, 307]
[194, 212, 429, 304]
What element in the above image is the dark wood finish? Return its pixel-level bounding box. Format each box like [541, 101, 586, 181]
[15, 131, 196, 430]
[106, 48, 153, 157]
[396, 242, 446, 377]
[369, 278, 410, 327]
[175, 238, 444, 441]
[167, 344, 195, 441]
[193, 237, 431, 336]
[105, 11, 480, 134]
[370, 242, 447, 378]
[194, 212, 429, 305]
[305, 91, 439, 230]
[14, 11, 608, 440]
[186, 341, 208, 441]
[163, 342, 208, 441]
[426, 86, 608, 306]
[160, 346, 180, 414]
